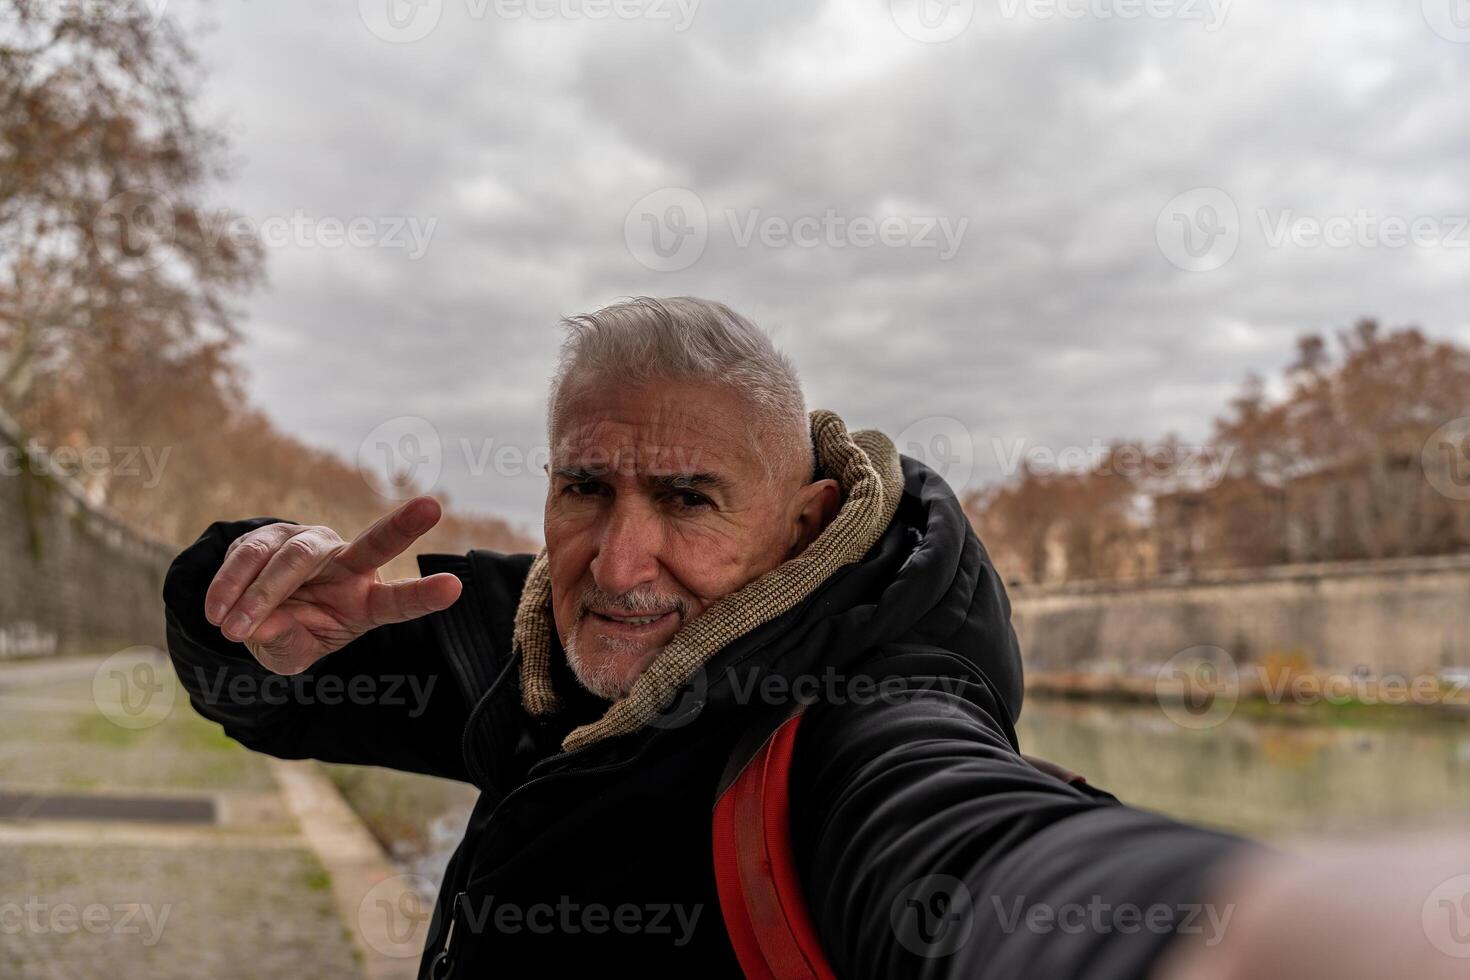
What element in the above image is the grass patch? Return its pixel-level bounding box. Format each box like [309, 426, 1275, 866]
[1229, 695, 1470, 730]
[175, 716, 244, 752]
[68, 711, 145, 747]
[0, 672, 276, 792]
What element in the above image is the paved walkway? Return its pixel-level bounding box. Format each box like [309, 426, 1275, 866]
[0, 653, 426, 979]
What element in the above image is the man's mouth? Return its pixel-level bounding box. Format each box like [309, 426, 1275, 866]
[586, 609, 679, 632]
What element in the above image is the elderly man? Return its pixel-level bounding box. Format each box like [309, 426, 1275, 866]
[164, 298, 1464, 979]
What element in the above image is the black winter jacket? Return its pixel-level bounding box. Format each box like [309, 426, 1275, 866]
[163, 456, 1246, 978]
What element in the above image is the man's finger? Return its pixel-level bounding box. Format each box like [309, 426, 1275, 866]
[364, 572, 463, 626]
[219, 528, 340, 642]
[205, 524, 310, 626]
[336, 496, 443, 574]
[244, 607, 318, 676]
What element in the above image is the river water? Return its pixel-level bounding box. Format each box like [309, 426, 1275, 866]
[1016, 694, 1470, 837]
[403, 696, 1470, 891]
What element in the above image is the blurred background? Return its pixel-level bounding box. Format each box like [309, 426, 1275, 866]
[3, 0, 1470, 976]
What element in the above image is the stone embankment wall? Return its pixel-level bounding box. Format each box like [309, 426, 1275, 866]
[1011, 555, 1470, 680]
[0, 410, 173, 659]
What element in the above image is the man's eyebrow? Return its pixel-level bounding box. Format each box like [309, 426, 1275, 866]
[550, 467, 733, 492]
[647, 472, 731, 494]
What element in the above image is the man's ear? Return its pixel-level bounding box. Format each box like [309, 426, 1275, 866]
[787, 478, 841, 557]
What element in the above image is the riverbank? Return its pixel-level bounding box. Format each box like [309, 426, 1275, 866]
[322, 765, 476, 891]
[1026, 668, 1470, 725]
[1010, 554, 1470, 691]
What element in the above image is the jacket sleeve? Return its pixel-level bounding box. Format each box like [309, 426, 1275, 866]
[790, 660, 1251, 980]
[163, 517, 471, 781]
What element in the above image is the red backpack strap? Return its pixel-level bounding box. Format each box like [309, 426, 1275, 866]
[712, 710, 836, 980]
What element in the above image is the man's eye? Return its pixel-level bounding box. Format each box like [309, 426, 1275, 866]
[668, 490, 712, 511]
[564, 482, 607, 498]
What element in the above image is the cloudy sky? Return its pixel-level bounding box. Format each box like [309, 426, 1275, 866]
[175, 0, 1470, 533]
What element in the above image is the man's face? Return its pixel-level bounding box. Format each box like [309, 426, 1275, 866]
[543, 379, 837, 700]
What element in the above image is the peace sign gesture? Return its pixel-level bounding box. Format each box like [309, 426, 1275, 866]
[203, 496, 463, 675]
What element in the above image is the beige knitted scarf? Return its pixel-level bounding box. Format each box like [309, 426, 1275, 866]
[513, 409, 905, 752]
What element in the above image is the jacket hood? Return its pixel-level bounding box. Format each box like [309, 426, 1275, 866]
[511, 409, 1023, 754]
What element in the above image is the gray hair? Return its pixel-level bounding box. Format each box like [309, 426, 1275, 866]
[548, 296, 813, 483]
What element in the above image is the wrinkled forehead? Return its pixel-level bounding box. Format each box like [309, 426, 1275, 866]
[554, 433, 721, 480]
[551, 380, 768, 479]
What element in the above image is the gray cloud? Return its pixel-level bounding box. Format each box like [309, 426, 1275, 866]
[183, 0, 1470, 530]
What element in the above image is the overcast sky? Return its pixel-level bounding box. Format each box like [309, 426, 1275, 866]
[176, 0, 1470, 533]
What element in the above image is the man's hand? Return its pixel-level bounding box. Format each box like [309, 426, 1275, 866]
[202, 496, 464, 674]
[1153, 831, 1470, 980]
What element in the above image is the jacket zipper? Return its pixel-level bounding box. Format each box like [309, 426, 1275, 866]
[422, 748, 653, 975]
[428, 891, 467, 980]
[429, 561, 731, 972]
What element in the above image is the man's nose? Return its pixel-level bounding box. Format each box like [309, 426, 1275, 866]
[589, 500, 662, 595]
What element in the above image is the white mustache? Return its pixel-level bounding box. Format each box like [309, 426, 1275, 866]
[579, 586, 686, 618]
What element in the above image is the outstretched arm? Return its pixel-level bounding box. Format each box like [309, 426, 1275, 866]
[792, 662, 1248, 980]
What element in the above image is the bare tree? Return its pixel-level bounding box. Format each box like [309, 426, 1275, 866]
[0, 0, 261, 447]
[966, 321, 1470, 582]
[0, 2, 535, 556]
